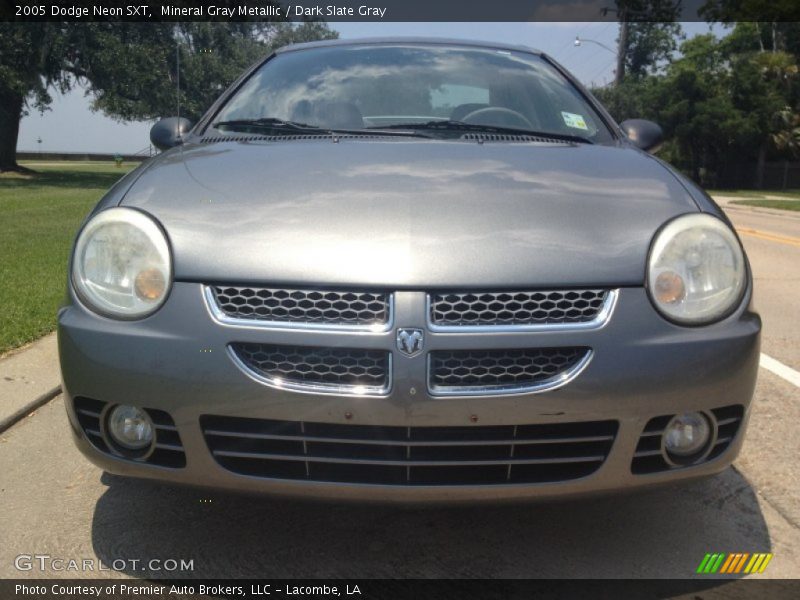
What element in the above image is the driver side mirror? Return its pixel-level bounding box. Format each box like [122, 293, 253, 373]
[620, 119, 663, 153]
[150, 117, 194, 151]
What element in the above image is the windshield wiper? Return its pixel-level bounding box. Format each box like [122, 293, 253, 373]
[212, 118, 433, 139]
[212, 118, 323, 132]
[371, 120, 593, 144]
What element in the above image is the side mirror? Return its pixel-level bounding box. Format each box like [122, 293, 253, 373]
[620, 119, 663, 153]
[150, 117, 194, 151]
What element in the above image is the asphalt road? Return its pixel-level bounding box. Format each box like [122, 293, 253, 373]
[1, 202, 798, 582]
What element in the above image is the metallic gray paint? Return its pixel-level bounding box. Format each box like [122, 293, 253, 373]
[119, 141, 697, 288]
[59, 283, 759, 501]
[58, 38, 760, 501]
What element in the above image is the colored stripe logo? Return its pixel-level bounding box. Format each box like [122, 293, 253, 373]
[696, 553, 773, 574]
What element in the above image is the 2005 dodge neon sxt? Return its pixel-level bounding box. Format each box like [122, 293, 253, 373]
[58, 38, 760, 502]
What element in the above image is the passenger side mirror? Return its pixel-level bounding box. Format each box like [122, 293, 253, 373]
[150, 117, 194, 151]
[620, 119, 663, 153]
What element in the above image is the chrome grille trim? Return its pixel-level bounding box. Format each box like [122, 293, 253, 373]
[428, 349, 593, 397]
[204, 285, 394, 332]
[427, 289, 618, 332]
[227, 344, 392, 397]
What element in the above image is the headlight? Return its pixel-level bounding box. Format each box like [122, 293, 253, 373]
[72, 208, 172, 319]
[647, 213, 746, 324]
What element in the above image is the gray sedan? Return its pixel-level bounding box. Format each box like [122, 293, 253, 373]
[58, 38, 760, 502]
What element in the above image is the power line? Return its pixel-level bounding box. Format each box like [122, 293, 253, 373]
[586, 56, 618, 88]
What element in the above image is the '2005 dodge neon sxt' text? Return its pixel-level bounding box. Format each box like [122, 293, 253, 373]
[58, 38, 760, 502]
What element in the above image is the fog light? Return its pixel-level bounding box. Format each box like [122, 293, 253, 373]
[664, 412, 710, 458]
[107, 405, 154, 450]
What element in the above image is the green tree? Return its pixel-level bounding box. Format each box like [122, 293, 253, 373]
[610, 1, 683, 84]
[771, 108, 800, 157]
[623, 21, 683, 79]
[0, 24, 74, 172]
[594, 25, 800, 188]
[0, 21, 337, 172]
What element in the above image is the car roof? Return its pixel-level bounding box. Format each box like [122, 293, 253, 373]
[275, 37, 545, 57]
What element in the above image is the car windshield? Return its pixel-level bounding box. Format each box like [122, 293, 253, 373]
[212, 43, 614, 142]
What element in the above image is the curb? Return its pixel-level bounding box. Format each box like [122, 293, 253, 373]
[724, 203, 800, 219]
[0, 385, 62, 434]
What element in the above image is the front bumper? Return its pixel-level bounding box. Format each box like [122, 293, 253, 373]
[58, 283, 760, 503]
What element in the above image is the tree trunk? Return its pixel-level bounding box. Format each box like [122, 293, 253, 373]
[690, 144, 700, 183]
[755, 142, 767, 189]
[771, 22, 777, 52]
[0, 89, 25, 173]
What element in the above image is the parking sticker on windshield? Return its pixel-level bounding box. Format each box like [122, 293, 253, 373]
[561, 111, 588, 130]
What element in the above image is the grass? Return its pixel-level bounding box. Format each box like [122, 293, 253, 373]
[730, 199, 800, 211]
[0, 161, 135, 354]
[708, 189, 800, 200]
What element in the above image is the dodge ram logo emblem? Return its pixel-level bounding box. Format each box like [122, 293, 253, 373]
[397, 328, 424, 357]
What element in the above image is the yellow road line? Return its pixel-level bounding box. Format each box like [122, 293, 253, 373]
[737, 227, 800, 248]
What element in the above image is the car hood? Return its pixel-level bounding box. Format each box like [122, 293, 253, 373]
[121, 139, 697, 288]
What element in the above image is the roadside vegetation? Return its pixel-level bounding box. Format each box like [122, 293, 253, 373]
[708, 188, 800, 210]
[731, 199, 800, 211]
[0, 22, 337, 173]
[0, 162, 133, 354]
[708, 189, 800, 200]
[594, 21, 800, 190]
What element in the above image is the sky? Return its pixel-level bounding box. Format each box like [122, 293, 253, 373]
[17, 21, 722, 154]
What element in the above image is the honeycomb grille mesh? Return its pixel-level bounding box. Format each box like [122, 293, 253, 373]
[212, 286, 390, 327]
[232, 343, 390, 390]
[430, 348, 587, 391]
[430, 290, 608, 327]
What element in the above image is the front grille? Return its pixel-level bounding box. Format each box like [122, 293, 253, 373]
[632, 405, 744, 474]
[209, 286, 391, 329]
[201, 416, 618, 485]
[429, 348, 589, 395]
[230, 343, 391, 393]
[429, 289, 610, 329]
[73, 397, 185, 468]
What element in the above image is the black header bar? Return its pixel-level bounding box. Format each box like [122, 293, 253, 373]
[2, 0, 800, 23]
[3, 579, 800, 600]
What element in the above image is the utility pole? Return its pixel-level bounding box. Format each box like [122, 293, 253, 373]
[606, 1, 681, 85]
[615, 16, 628, 86]
[602, 2, 632, 86]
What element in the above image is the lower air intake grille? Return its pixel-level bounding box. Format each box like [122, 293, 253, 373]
[631, 405, 744, 474]
[230, 343, 390, 393]
[200, 416, 618, 485]
[73, 397, 185, 468]
[429, 347, 589, 394]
